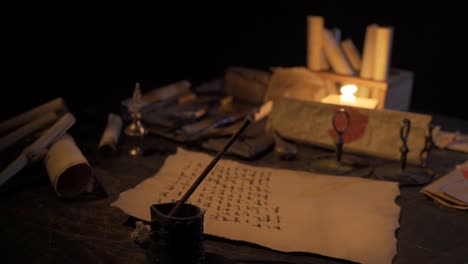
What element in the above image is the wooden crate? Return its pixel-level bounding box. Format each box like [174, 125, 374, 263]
[316, 68, 414, 111]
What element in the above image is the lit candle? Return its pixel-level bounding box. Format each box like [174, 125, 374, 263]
[339, 84, 357, 105]
[320, 83, 378, 109]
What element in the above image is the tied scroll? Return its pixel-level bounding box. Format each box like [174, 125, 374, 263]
[111, 148, 400, 264]
[268, 97, 431, 165]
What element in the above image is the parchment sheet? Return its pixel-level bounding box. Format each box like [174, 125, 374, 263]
[112, 148, 400, 264]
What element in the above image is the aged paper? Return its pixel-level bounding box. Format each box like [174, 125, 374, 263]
[359, 24, 378, 98]
[224, 67, 271, 104]
[265, 67, 329, 102]
[322, 29, 354, 75]
[373, 26, 393, 81]
[268, 97, 431, 165]
[0, 97, 66, 135]
[341, 38, 361, 72]
[0, 111, 59, 152]
[45, 134, 94, 197]
[98, 113, 123, 151]
[306, 16, 325, 71]
[421, 160, 468, 209]
[112, 148, 400, 264]
[121, 81, 191, 111]
[433, 129, 468, 153]
[0, 113, 75, 188]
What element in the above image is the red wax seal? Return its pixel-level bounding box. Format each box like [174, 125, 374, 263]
[462, 168, 468, 179]
[328, 106, 369, 143]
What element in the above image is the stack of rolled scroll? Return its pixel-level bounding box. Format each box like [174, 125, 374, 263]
[306, 16, 394, 97]
[0, 98, 95, 198]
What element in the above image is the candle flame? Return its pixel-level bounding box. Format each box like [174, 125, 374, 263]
[340, 84, 357, 105]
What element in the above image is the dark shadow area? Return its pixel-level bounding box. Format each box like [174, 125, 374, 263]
[3, 3, 467, 121]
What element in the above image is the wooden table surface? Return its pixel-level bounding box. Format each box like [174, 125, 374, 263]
[1, 112, 467, 264]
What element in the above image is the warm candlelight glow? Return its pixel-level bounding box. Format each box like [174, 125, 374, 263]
[339, 84, 358, 105]
[321, 83, 378, 109]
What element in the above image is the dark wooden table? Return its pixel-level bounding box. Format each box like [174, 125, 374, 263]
[1, 112, 467, 264]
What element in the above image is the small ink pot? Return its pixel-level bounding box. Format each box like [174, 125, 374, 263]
[148, 203, 204, 264]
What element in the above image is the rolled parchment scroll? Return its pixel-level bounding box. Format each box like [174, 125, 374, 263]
[359, 24, 378, 98]
[341, 38, 362, 72]
[307, 16, 325, 71]
[0, 111, 59, 153]
[45, 134, 93, 198]
[121, 81, 191, 111]
[0, 97, 66, 135]
[322, 29, 354, 75]
[0, 113, 75, 188]
[98, 113, 123, 151]
[373, 26, 394, 81]
[360, 24, 378, 80]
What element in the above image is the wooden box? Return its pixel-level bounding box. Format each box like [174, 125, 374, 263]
[316, 68, 414, 111]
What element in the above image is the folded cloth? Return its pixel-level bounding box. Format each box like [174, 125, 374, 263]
[421, 160, 468, 209]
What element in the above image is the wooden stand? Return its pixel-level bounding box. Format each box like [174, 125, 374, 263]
[316, 68, 413, 111]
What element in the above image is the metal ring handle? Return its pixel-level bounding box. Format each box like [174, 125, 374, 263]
[399, 118, 411, 171]
[332, 108, 351, 134]
[400, 118, 411, 143]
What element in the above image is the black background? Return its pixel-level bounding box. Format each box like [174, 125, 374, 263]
[3, 3, 468, 121]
